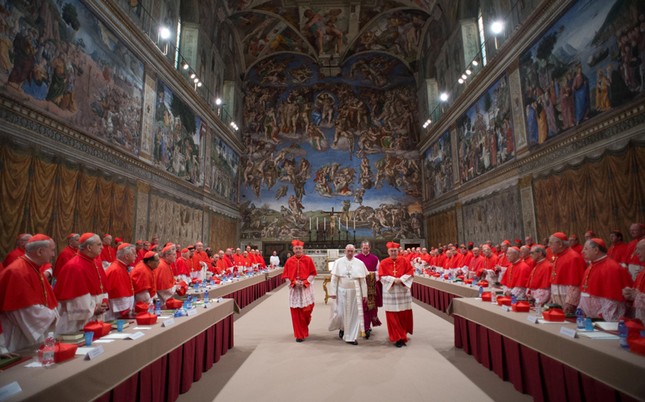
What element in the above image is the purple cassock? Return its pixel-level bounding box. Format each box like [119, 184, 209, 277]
[355, 252, 382, 331]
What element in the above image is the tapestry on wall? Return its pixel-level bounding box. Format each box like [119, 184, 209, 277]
[461, 186, 523, 246]
[0, 0, 144, 154]
[153, 80, 204, 186]
[457, 75, 515, 184]
[241, 53, 422, 242]
[519, 0, 645, 147]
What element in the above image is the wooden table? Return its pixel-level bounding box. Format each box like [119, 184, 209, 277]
[452, 298, 645, 401]
[412, 275, 495, 313]
[265, 267, 285, 291]
[0, 300, 235, 402]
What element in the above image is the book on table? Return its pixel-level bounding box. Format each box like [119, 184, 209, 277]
[59, 332, 84, 341]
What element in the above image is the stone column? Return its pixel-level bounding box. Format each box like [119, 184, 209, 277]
[135, 181, 151, 241]
[519, 175, 537, 240]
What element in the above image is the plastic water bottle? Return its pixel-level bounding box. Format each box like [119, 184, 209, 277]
[478, 286, 483, 298]
[148, 302, 154, 315]
[618, 320, 629, 349]
[204, 289, 209, 303]
[40, 332, 56, 367]
[155, 299, 161, 316]
[575, 308, 585, 329]
[511, 295, 517, 305]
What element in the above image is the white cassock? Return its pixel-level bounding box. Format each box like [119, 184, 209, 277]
[270, 255, 280, 267]
[329, 256, 368, 342]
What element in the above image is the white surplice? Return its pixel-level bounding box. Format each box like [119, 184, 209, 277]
[329, 256, 368, 342]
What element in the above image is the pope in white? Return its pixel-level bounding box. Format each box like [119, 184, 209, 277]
[329, 244, 368, 345]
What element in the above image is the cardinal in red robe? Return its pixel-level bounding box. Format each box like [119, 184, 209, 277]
[54, 233, 109, 334]
[282, 240, 317, 342]
[105, 243, 137, 318]
[579, 239, 633, 321]
[379, 242, 414, 347]
[0, 234, 58, 351]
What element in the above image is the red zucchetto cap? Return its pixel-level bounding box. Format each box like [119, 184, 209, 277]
[114, 237, 123, 243]
[510, 246, 520, 252]
[468, 242, 474, 246]
[501, 240, 511, 246]
[569, 234, 578, 240]
[291, 240, 304, 247]
[591, 238, 607, 251]
[66, 233, 78, 239]
[117, 243, 131, 251]
[103, 234, 111, 238]
[144, 251, 156, 259]
[551, 232, 567, 241]
[162, 245, 174, 254]
[181, 248, 189, 253]
[386, 242, 400, 249]
[80, 233, 95, 244]
[27, 234, 52, 243]
[135, 240, 143, 245]
[585, 230, 596, 237]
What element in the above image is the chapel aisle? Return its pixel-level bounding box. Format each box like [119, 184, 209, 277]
[179, 280, 530, 402]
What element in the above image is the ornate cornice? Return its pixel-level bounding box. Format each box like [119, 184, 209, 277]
[0, 98, 240, 219]
[424, 102, 645, 211]
[419, 0, 567, 152]
[85, 0, 244, 154]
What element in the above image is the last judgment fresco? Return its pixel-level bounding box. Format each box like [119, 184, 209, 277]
[241, 53, 423, 242]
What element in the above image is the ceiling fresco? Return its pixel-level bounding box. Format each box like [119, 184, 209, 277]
[224, 0, 444, 75]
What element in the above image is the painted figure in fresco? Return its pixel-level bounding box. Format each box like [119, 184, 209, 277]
[559, 73, 575, 130]
[595, 69, 612, 112]
[572, 64, 590, 125]
[315, 92, 335, 126]
[359, 157, 374, 189]
[307, 125, 327, 151]
[7, 26, 35, 89]
[303, 8, 343, 55]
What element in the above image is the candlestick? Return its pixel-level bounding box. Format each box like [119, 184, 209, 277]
[316, 217, 319, 230]
[324, 217, 326, 230]
[309, 217, 312, 231]
[353, 215, 356, 230]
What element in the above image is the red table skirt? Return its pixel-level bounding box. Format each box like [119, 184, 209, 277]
[411, 282, 457, 313]
[223, 280, 267, 309]
[96, 314, 234, 402]
[453, 315, 639, 402]
[267, 275, 285, 292]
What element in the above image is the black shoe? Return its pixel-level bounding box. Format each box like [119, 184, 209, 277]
[296, 338, 304, 343]
[395, 340, 404, 348]
[365, 329, 371, 339]
[347, 340, 358, 345]
[339, 330, 344, 339]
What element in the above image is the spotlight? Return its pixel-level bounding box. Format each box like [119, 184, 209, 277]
[215, 98, 222, 106]
[440, 93, 449, 102]
[197, 82, 202, 87]
[458, 78, 464, 84]
[183, 62, 189, 70]
[491, 20, 504, 34]
[158, 26, 171, 40]
[472, 60, 479, 66]
[461, 74, 467, 80]
[190, 73, 196, 79]
[466, 69, 472, 75]
[193, 77, 199, 83]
